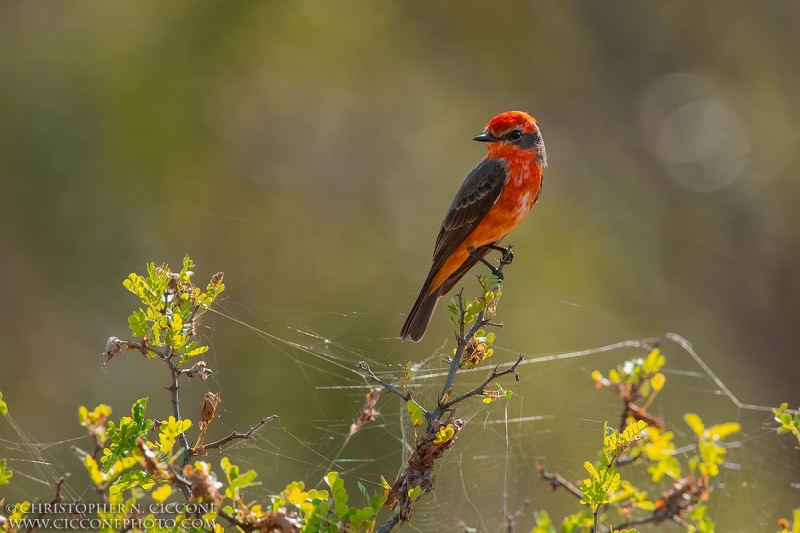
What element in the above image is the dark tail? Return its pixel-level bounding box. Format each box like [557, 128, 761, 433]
[400, 243, 497, 342]
[400, 282, 441, 342]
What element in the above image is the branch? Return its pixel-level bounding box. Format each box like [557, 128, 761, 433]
[537, 464, 584, 501]
[163, 355, 192, 469]
[437, 313, 485, 411]
[200, 416, 278, 451]
[25, 474, 69, 533]
[358, 362, 412, 403]
[503, 494, 529, 533]
[218, 509, 255, 532]
[442, 354, 523, 410]
[119, 339, 169, 359]
[375, 513, 400, 533]
[436, 250, 511, 417]
[610, 513, 675, 531]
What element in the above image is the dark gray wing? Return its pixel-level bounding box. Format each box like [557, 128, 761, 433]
[431, 157, 507, 270]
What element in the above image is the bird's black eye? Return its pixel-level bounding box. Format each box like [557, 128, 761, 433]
[509, 130, 522, 140]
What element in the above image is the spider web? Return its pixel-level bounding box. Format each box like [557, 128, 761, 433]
[1, 297, 798, 533]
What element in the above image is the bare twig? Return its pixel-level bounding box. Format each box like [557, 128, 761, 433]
[443, 354, 523, 410]
[200, 416, 278, 451]
[536, 464, 584, 501]
[25, 474, 69, 533]
[358, 362, 413, 404]
[672, 515, 695, 529]
[502, 494, 529, 533]
[119, 339, 169, 359]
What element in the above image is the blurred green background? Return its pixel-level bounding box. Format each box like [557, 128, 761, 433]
[1, 1, 799, 530]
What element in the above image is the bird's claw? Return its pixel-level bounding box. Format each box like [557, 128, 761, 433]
[498, 245, 514, 266]
[468, 245, 513, 281]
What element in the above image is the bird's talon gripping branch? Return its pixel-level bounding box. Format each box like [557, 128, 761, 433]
[488, 244, 515, 267]
[467, 246, 505, 281]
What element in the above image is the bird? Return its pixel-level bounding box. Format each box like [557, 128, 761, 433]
[400, 111, 547, 342]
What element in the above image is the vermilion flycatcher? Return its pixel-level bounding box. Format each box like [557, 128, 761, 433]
[400, 111, 547, 341]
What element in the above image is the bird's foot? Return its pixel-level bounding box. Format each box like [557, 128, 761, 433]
[489, 244, 514, 267]
[468, 246, 506, 281]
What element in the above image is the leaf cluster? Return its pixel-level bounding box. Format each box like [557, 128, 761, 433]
[580, 421, 648, 515]
[447, 275, 502, 330]
[123, 256, 223, 364]
[533, 349, 750, 533]
[592, 349, 665, 408]
[684, 413, 740, 478]
[774, 403, 800, 447]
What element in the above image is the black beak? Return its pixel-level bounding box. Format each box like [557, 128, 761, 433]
[473, 133, 500, 143]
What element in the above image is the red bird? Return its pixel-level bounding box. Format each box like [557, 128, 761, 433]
[400, 111, 547, 341]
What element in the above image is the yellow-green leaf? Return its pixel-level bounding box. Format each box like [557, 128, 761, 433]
[407, 400, 424, 427]
[433, 424, 455, 445]
[684, 413, 705, 437]
[151, 484, 173, 503]
[708, 422, 740, 441]
[650, 373, 665, 391]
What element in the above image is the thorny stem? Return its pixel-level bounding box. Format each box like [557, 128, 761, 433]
[160, 349, 192, 467]
[25, 474, 69, 533]
[163, 354, 193, 499]
[436, 312, 486, 414]
[122, 340, 193, 498]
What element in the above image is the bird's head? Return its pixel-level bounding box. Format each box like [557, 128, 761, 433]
[474, 111, 546, 166]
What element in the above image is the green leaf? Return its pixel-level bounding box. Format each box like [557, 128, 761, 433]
[0, 458, 13, 486]
[109, 470, 156, 494]
[0, 391, 8, 417]
[132, 398, 148, 426]
[357, 481, 370, 505]
[530, 511, 557, 533]
[407, 400, 424, 428]
[560, 510, 593, 533]
[102, 398, 152, 472]
[157, 416, 192, 454]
